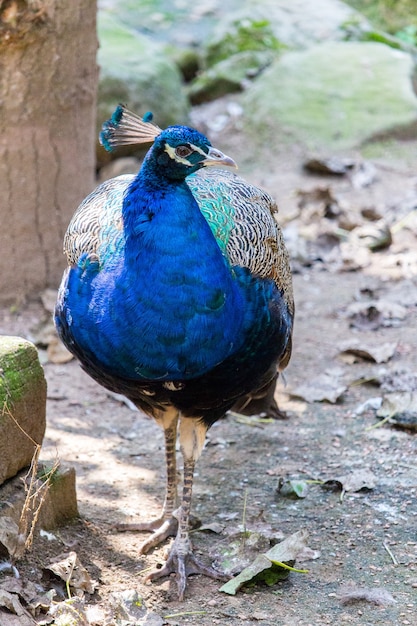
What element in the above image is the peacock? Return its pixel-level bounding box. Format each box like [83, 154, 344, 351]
[55, 105, 294, 600]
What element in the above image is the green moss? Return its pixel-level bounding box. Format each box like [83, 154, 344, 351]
[206, 18, 284, 67]
[0, 336, 45, 409]
[345, 0, 417, 34]
[243, 41, 417, 151]
[361, 138, 417, 165]
[97, 12, 189, 131]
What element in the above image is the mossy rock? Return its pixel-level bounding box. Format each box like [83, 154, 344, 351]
[97, 13, 190, 163]
[188, 50, 273, 104]
[242, 41, 417, 151]
[0, 336, 46, 485]
[205, 16, 283, 67]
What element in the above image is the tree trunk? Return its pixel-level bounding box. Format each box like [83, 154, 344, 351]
[0, 0, 98, 304]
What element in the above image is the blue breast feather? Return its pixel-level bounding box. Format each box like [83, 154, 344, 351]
[57, 172, 290, 382]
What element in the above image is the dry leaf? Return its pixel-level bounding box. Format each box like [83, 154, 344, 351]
[291, 370, 347, 403]
[0, 578, 51, 616]
[303, 156, 355, 176]
[338, 240, 372, 271]
[0, 588, 26, 616]
[380, 368, 417, 393]
[377, 391, 417, 429]
[0, 610, 37, 626]
[0, 517, 20, 558]
[338, 583, 396, 606]
[107, 590, 163, 626]
[351, 221, 392, 252]
[48, 598, 89, 626]
[339, 340, 397, 364]
[219, 530, 309, 595]
[349, 161, 377, 189]
[355, 397, 383, 415]
[43, 551, 98, 596]
[324, 469, 376, 496]
[346, 300, 407, 330]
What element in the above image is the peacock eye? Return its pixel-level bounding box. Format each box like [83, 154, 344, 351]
[175, 145, 192, 158]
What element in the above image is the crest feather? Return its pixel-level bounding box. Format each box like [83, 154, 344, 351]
[99, 104, 162, 152]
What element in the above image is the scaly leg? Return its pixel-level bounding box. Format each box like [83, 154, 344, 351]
[116, 409, 179, 551]
[146, 417, 227, 600]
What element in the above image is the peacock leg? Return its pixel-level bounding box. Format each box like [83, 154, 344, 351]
[146, 417, 227, 600]
[116, 409, 180, 551]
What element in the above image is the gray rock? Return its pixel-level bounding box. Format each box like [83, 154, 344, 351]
[0, 337, 46, 486]
[188, 51, 273, 104]
[238, 0, 367, 49]
[97, 12, 189, 161]
[242, 41, 417, 150]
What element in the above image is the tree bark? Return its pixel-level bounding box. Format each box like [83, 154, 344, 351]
[0, 0, 98, 304]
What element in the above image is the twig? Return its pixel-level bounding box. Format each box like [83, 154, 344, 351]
[2, 398, 59, 559]
[383, 542, 398, 565]
[365, 412, 395, 431]
[164, 612, 207, 618]
[242, 488, 248, 537]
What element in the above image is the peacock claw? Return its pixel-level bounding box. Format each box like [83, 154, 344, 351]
[139, 517, 179, 554]
[114, 516, 179, 554]
[146, 544, 228, 600]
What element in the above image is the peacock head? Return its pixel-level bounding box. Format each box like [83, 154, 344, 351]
[100, 105, 237, 181]
[150, 125, 237, 180]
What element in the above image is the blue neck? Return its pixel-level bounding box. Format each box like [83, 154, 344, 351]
[108, 165, 248, 379]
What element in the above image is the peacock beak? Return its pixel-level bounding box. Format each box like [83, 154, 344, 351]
[203, 146, 238, 169]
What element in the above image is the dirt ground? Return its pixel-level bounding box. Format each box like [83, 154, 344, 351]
[1, 131, 417, 625]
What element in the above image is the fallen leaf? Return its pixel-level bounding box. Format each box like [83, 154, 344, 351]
[0, 588, 26, 616]
[0, 578, 51, 617]
[198, 522, 225, 534]
[0, 609, 37, 626]
[108, 590, 163, 626]
[349, 161, 377, 189]
[297, 186, 339, 211]
[303, 156, 355, 176]
[43, 552, 98, 596]
[0, 517, 20, 558]
[219, 530, 309, 595]
[354, 397, 383, 415]
[351, 221, 392, 252]
[338, 583, 396, 606]
[345, 300, 407, 330]
[338, 239, 371, 271]
[377, 391, 417, 430]
[215, 531, 272, 576]
[48, 598, 89, 626]
[380, 368, 417, 393]
[339, 340, 397, 364]
[323, 469, 377, 499]
[291, 370, 347, 403]
[277, 478, 309, 498]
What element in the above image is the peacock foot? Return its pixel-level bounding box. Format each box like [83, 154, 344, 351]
[146, 539, 228, 600]
[114, 515, 179, 554]
[114, 511, 202, 554]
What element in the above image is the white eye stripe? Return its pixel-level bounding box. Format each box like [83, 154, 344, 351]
[189, 143, 208, 157]
[164, 142, 209, 165]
